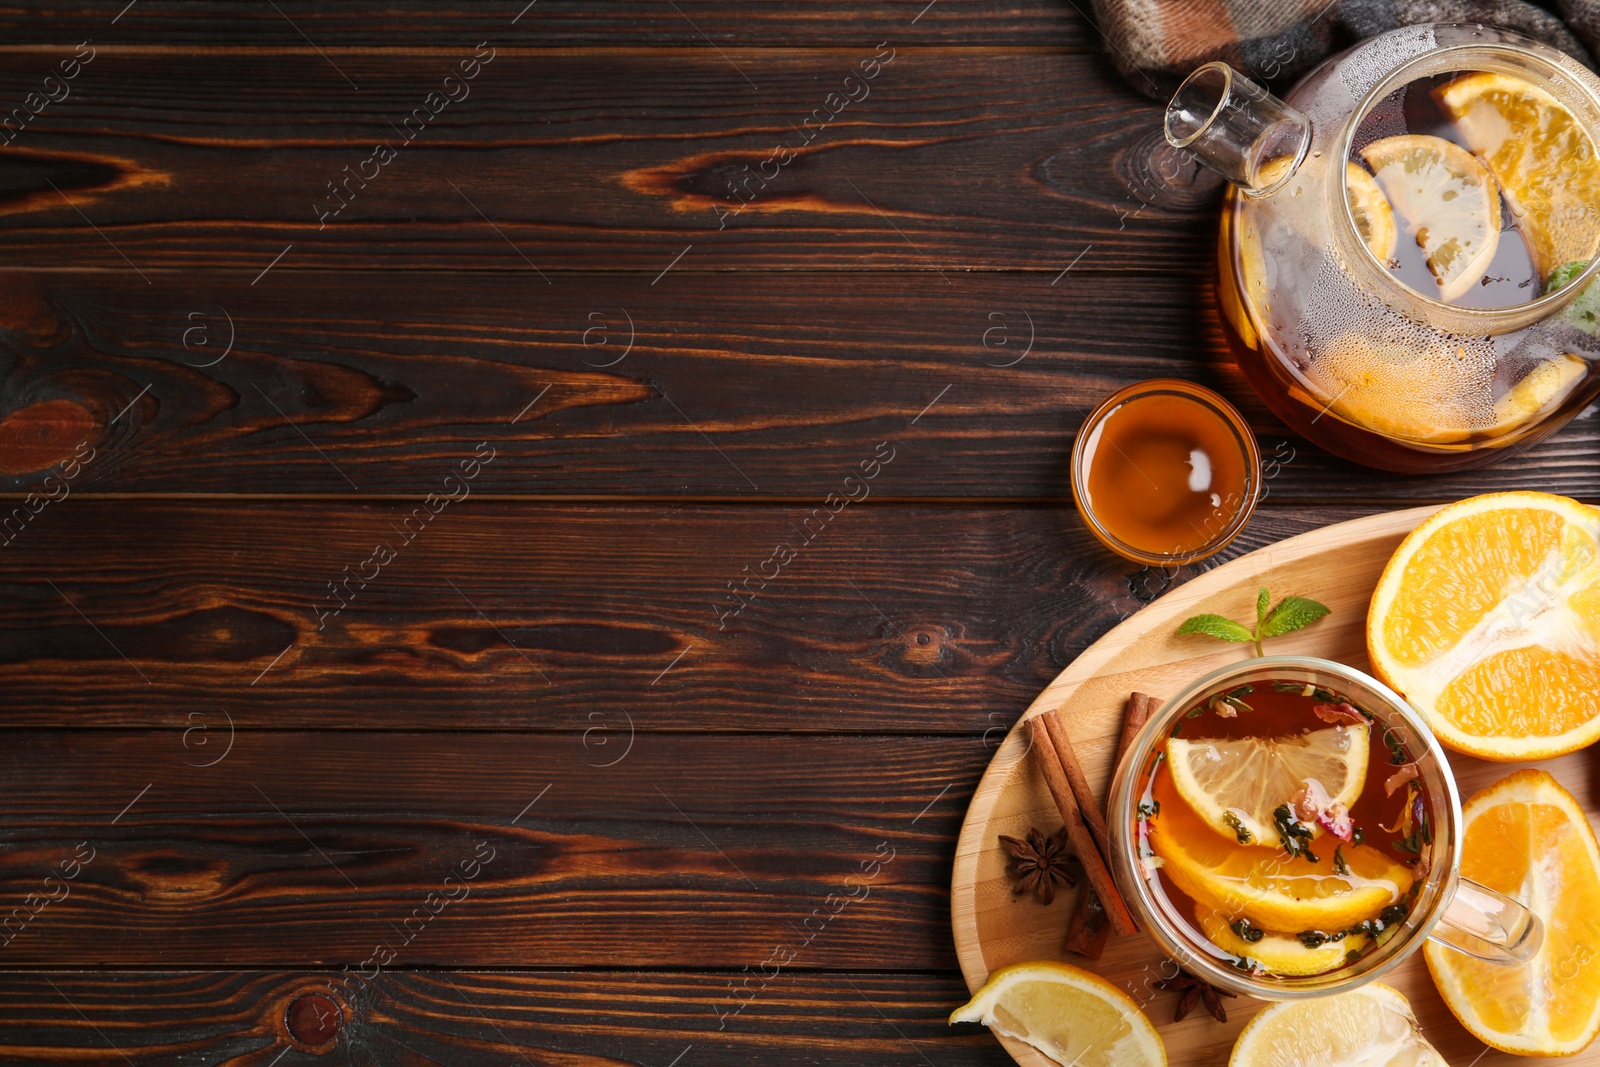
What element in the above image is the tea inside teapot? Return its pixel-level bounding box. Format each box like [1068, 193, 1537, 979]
[1167, 25, 1600, 472]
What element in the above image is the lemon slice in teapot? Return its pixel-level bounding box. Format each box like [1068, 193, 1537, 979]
[1361, 134, 1501, 301]
[1344, 161, 1396, 261]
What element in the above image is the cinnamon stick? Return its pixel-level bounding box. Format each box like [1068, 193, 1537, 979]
[1040, 709, 1111, 861]
[1064, 692, 1154, 958]
[1061, 883, 1110, 957]
[1115, 692, 1154, 769]
[1029, 718, 1138, 937]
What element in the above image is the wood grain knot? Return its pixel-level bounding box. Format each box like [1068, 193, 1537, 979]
[621, 149, 838, 218]
[0, 147, 170, 218]
[0, 399, 95, 475]
[124, 850, 232, 903]
[0, 271, 67, 343]
[1039, 126, 1221, 214]
[1, 606, 297, 668]
[285, 992, 342, 1047]
[902, 625, 950, 666]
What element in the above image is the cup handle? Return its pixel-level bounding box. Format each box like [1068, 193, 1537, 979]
[1426, 876, 1543, 965]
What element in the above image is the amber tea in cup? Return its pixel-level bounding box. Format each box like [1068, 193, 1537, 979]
[1071, 379, 1260, 566]
[1108, 657, 1542, 998]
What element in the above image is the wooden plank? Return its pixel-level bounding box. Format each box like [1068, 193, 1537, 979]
[0, 501, 1379, 731]
[0, 1, 1090, 48]
[0, 731, 974, 968]
[0, 970, 1016, 1065]
[0, 49, 1209, 271]
[0, 270, 1594, 498]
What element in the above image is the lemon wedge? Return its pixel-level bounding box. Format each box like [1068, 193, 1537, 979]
[1230, 984, 1448, 1067]
[1166, 724, 1369, 847]
[1361, 134, 1501, 300]
[1487, 353, 1587, 436]
[950, 960, 1165, 1067]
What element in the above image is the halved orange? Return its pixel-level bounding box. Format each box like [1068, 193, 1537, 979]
[1367, 492, 1600, 760]
[1424, 769, 1600, 1056]
[1145, 771, 1414, 932]
[1438, 72, 1600, 282]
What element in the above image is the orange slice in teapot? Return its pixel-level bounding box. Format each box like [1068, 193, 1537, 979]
[1438, 72, 1600, 282]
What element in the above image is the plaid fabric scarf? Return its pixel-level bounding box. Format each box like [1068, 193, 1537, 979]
[1091, 0, 1596, 99]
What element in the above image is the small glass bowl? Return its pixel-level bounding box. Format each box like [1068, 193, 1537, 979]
[1070, 379, 1261, 566]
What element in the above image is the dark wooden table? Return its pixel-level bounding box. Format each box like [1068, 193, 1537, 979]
[1, 3, 1595, 1064]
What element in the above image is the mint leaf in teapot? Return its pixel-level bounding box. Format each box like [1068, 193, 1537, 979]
[1548, 259, 1600, 334]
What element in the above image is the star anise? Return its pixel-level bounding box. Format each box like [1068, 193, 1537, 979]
[1153, 966, 1237, 1023]
[997, 826, 1077, 905]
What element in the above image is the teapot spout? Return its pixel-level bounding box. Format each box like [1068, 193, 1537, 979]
[1166, 62, 1311, 197]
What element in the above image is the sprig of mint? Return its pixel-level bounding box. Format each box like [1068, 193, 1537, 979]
[1548, 259, 1600, 335]
[1176, 587, 1331, 657]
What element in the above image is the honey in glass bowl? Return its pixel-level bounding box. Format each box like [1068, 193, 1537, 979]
[1071, 379, 1260, 566]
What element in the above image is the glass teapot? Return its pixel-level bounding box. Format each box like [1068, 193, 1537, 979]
[1167, 24, 1600, 472]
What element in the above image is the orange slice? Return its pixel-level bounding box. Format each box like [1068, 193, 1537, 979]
[1367, 491, 1600, 760]
[1424, 769, 1600, 1056]
[1144, 771, 1414, 931]
[1437, 72, 1600, 282]
[1308, 329, 1502, 446]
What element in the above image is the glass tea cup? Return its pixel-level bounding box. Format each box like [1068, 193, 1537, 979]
[1107, 656, 1542, 999]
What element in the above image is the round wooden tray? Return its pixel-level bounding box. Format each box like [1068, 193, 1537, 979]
[951, 505, 1600, 1067]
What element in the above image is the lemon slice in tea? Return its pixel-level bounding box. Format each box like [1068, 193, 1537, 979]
[1166, 724, 1370, 846]
[1438, 72, 1600, 281]
[1487, 353, 1588, 436]
[1195, 905, 1372, 977]
[1361, 134, 1501, 300]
